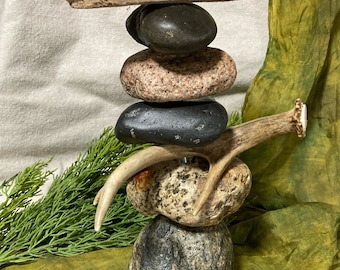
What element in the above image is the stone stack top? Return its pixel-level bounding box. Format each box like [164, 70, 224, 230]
[67, 0, 231, 8]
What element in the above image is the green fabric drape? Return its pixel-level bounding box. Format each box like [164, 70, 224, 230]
[4, 0, 340, 269]
[233, 0, 340, 268]
[241, 0, 340, 210]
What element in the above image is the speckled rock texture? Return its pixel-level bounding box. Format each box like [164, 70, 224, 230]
[120, 47, 237, 102]
[114, 98, 228, 146]
[129, 215, 234, 270]
[126, 3, 217, 55]
[127, 157, 251, 227]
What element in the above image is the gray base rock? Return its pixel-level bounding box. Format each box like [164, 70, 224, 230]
[129, 215, 234, 270]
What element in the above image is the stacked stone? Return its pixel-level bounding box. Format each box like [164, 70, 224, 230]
[115, 3, 239, 270]
[115, 3, 237, 147]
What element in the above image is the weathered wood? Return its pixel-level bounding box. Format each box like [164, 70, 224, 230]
[66, 0, 231, 8]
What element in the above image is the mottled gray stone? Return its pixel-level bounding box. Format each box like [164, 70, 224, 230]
[127, 157, 251, 226]
[114, 98, 228, 146]
[126, 3, 217, 55]
[129, 215, 234, 270]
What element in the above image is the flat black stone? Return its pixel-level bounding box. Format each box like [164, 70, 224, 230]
[129, 215, 234, 270]
[114, 98, 228, 146]
[126, 3, 217, 55]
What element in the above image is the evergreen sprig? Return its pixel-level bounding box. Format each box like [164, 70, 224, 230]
[0, 127, 153, 267]
[227, 111, 242, 127]
[0, 161, 53, 241]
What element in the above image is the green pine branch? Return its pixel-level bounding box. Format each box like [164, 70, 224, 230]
[0, 127, 153, 267]
[0, 161, 53, 241]
[227, 111, 242, 127]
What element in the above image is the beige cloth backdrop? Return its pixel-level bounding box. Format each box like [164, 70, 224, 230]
[0, 0, 268, 190]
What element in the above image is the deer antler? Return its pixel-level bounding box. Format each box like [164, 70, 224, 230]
[94, 98, 307, 231]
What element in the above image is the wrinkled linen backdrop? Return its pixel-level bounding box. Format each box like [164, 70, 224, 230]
[2, 1, 340, 269]
[0, 0, 268, 184]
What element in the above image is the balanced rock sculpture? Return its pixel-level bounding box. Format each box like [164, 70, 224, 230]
[66, 1, 308, 269]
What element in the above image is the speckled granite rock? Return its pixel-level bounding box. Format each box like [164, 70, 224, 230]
[127, 157, 251, 227]
[126, 3, 217, 55]
[120, 47, 237, 102]
[129, 215, 234, 270]
[114, 98, 228, 146]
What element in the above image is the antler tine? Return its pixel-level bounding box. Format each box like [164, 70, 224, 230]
[192, 98, 307, 214]
[93, 145, 207, 231]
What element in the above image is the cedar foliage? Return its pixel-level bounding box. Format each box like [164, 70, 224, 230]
[0, 128, 153, 266]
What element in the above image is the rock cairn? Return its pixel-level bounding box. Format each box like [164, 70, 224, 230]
[66, 2, 308, 269]
[114, 3, 241, 269]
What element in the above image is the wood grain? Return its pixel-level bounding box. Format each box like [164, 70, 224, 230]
[66, 0, 231, 8]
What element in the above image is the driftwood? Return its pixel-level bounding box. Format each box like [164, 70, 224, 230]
[93, 99, 307, 231]
[66, 0, 231, 8]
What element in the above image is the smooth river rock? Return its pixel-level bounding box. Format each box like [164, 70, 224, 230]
[120, 47, 237, 102]
[115, 98, 228, 146]
[126, 3, 217, 55]
[129, 215, 234, 270]
[127, 157, 252, 227]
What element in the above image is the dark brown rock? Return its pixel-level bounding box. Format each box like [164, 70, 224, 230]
[126, 3, 217, 55]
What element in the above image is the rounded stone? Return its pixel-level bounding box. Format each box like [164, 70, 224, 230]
[126, 3, 217, 55]
[126, 157, 252, 227]
[120, 48, 237, 102]
[114, 98, 228, 146]
[129, 215, 234, 270]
